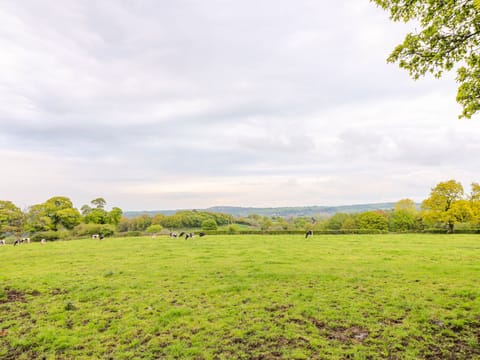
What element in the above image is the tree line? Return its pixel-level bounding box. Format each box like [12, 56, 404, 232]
[1, 180, 479, 241]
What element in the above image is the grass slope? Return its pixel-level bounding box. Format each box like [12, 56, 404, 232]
[1, 234, 480, 359]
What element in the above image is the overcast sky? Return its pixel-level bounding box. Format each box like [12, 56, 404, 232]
[1, 1, 478, 211]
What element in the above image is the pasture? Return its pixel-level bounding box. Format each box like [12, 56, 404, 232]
[1, 234, 479, 359]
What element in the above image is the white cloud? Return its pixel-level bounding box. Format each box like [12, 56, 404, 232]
[0, 0, 478, 210]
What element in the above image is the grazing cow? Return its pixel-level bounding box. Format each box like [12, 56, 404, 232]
[179, 232, 185, 237]
[22, 237, 30, 244]
[185, 232, 194, 240]
[92, 234, 99, 239]
[99, 235, 104, 240]
[198, 232, 205, 237]
[305, 230, 313, 238]
[169, 232, 177, 238]
[13, 239, 22, 246]
[41, 239, 46, 245]
[0, 239, 5, 246]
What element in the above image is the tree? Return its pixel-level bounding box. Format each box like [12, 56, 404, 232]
[389, 199, 418, 232]
[81, 205, 92, 215]
[56, 208, 82, 230]
[341, 216, 357, 233]
[91, 197, 107, 209]
[421, 180, 468, 233]
[25, 204, 52, 233]
[161, 215, 182, 229]
[469, 182, 480, 226]
[394, 199, 417, 214]
[201, 219, 218, 231]
[389, 210, 416, 232]
[151, 214, 166, 225]
[84, 208, 109, 224]
[260, 217, 273, 231]
[146, 224, 163, 234]
[0, 200, 24, 236]
[356, 211, 389, 232]
[325, 213, 350, 231]
[108, 207, 123, 226]
[372, 0, 480, 118]
[293, 217, 307, 230]
[43, 196, 81, 230]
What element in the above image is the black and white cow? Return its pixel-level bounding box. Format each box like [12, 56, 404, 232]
[305, 230, 313, 238]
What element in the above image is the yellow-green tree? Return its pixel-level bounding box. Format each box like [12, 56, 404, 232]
[0, 200, 24, 236]
[421, 180, 472, 233]
[25, 196, 81, 231]
[469, 182, 480, 226]
[394, 199, 417, 214]
[390, 198, 418, 232]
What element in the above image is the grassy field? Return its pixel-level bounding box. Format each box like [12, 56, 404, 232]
[1, 234, 479, 359]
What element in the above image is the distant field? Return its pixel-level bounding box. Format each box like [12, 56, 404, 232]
[1, 234, 480, 359]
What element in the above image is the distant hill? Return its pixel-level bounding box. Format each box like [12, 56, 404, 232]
[124, 202, 398, 218]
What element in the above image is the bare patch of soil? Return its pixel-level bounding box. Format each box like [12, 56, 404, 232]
[307, 317, 369, 343]
[0, 288, 26, 304]
[327, 326, 369, 343]
[264, 304, 293, 312]
[51, 288, 68, 295]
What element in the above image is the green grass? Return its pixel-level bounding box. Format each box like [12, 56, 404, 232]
[1, 234, 480, 359]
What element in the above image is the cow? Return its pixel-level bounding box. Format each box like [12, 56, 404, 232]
[305, 230, 313, 238]
[169, 232, 178, 238]
[41, 239, 46, 245]
[179, 232, 185, 237]
[185, 232, 194, 240]
[22, 237, 30, 244]
[198, 232, 206, 237]
[92, 234, 100, 239]
[13, 239, 22, 246]
[99, 235, 104, 240]
[0, 239, 5, 246]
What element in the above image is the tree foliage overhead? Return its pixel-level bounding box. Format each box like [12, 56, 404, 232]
[372, 0, 480, 118]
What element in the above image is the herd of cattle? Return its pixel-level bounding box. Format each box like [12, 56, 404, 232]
[169, 232, 205, 239]
[0, 237, 47, 246]
[0, 231, 314, 246]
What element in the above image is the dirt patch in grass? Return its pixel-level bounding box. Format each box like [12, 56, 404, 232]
[423, 340, 480, 360]
[51, 288, 68, 295]
[420, 321, 480, 359]
[306, 317, 369, 343]
[0, 288, 27, 304]
[264, 304, 293, 312]
[327, 326, 369, 343]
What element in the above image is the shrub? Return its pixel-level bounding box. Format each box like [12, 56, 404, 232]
[73, 223, 115, 237]
[227, 224, 240, 234]
[30, 230, 70, 242]
[201, 219, 218, 231]
[146, 224, 163, 234]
